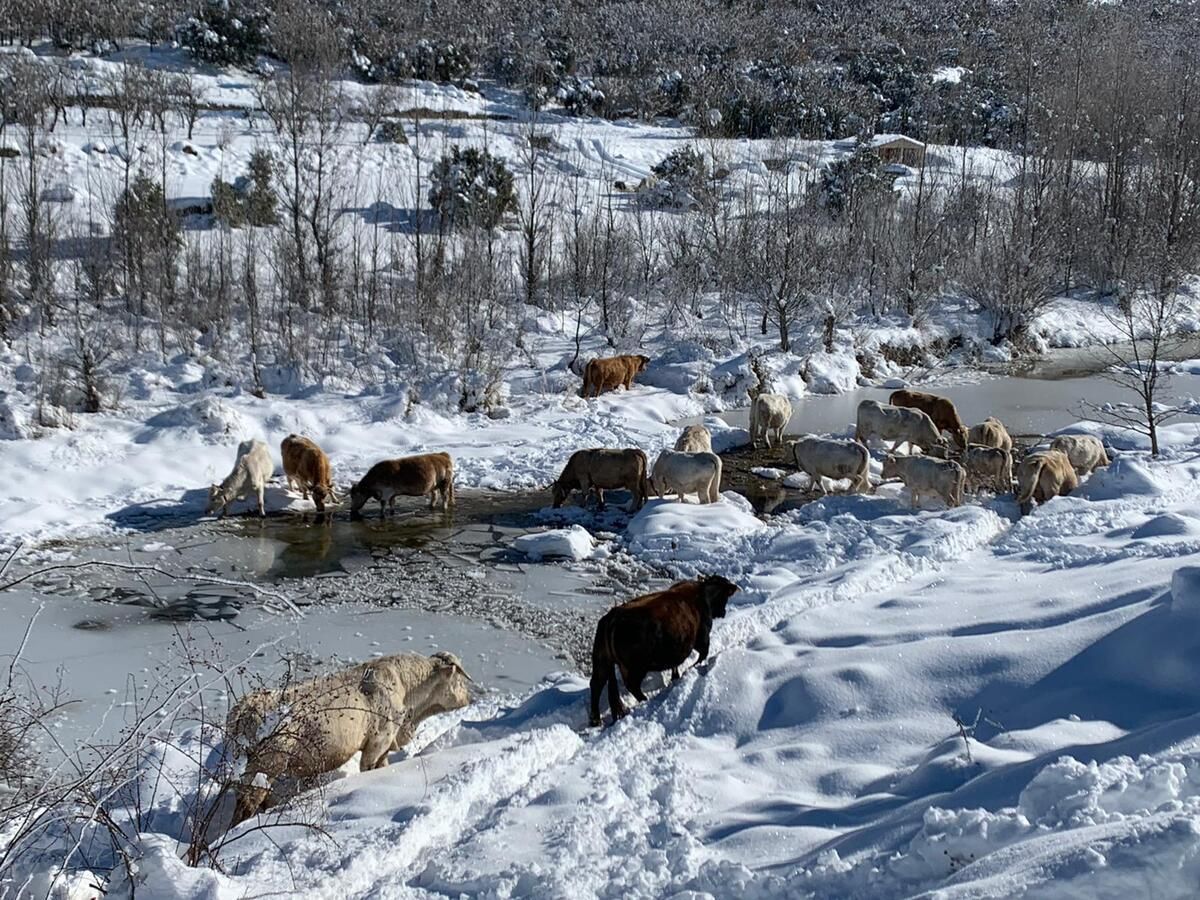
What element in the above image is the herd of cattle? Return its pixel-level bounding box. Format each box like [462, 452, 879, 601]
[747, 387, 1110, 515]
[210, 367, 1114, 827]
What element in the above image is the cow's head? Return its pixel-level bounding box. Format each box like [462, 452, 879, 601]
[428, 651, 474, 712]
[635, 355, 651, 374]
[880, 454, 900, 481]
[204, 484, 228, 516]
[700, 574, 739, 618]
[348, 480, 372, 516]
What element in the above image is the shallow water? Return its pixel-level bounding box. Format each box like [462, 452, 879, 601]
[715, 370, 1200, 439]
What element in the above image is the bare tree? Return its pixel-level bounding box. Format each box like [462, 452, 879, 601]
[1082, 56, 1200, 456]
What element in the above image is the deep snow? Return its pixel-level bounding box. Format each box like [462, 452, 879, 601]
[61, 421, 1196, 900]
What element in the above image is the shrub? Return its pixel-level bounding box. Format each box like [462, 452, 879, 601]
[428, 146, 517, 229]
[177, 0, 269, 68]
[639, 145, 708, 209]
[818, 143, 892, 216]
[211, 150, 278, 227]
[374, 119, 409, 144]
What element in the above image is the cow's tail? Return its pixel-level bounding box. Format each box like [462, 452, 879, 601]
[708, 453, 723, 503]
[580, 360, 594, 398]
[1016, 458, 1045, 515]
[589, 613, 619, 726]
[854, 444, 871, 494]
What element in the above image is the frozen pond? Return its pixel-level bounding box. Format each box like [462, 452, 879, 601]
[1, 491, 662, 744]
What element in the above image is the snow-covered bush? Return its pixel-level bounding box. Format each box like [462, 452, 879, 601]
[374, 119, 409, 144]
[212, 150, 279, 227]
[556, 75, 606, 116]
[640, 145, 708, 209]
[177, 0, 269, 68]
[428, 146, 517, 229]
[818, 143, 892, 216]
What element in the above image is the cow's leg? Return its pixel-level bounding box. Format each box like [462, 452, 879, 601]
[910, 490, 920, 509]
[360, 731, 392, 771]
[595, 488, 606, 511]
[671, 667, 681, 682]
[379, 497, 388, 519]
[621, 663, 648, 703]
[257, 485, 266, 518]
[589, 668, 607, 727]
[608, 668, 627, 720]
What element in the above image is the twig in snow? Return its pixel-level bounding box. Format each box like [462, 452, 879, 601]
[0, 561, 304, 617]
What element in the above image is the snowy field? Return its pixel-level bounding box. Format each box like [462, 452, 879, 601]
[8, 41, 1200, 900]
[13, 417, 1194, 900]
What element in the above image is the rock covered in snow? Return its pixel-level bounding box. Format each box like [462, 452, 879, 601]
[804, 349, 860, 394]
[512, 525, 595, 561]
[143, 397, 251, 442]
[1171, 566, 1200, 618]
[0, 393, 30, 439]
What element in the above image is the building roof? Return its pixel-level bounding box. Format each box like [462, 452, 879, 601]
[869, 134, 926, 149]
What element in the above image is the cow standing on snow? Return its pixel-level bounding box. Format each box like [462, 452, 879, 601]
[1050, 434, 1111, 476]
[790, 436, 871, 494]
[589, 575, 739, 727]
[206, 439, 273, 518]
[651, 449, 722, 503]
[581, 355, 651, 398]
[226, 652, 472, 825]
[1016, 448, 1078, 516]
[880, 454, 965, 508]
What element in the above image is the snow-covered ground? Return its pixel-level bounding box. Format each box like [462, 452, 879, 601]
[32, 418, 1193, 900]
[8, 41, 1200, 900]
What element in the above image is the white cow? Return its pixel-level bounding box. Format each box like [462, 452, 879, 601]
[855, 400, 945, 453]
[881, 454, 965, 508]
[1050, 434, 1111, 476]
[674, 424, 714, 454]
[750, 393, 792, 449]
[790, 436, 871, 494]
[651, 450, 722, 504]
[226, 652, 472, 825]
[206, 439, 273, 518]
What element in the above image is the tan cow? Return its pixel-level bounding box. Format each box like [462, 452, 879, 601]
[226, 652, 472, 825]
[968, 417, 1014, 454]
[890, 389, 970, 449]
[350, 452, 454, 516]
[961, 444, 1013, 494]
[552, 448, 649, 511]
[881, 454, 965, 508]
[1050, 434, 1111, 476]
[674, 424, 713, 454]
[280, 434, 337, 512]
[581, 355, 651, 398]
[1016, 448, 1078, 516]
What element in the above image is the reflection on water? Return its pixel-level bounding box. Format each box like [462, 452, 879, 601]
[228, 489, 552, 578]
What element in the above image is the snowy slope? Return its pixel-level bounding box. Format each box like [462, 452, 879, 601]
[61, 422, 1199, 900]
